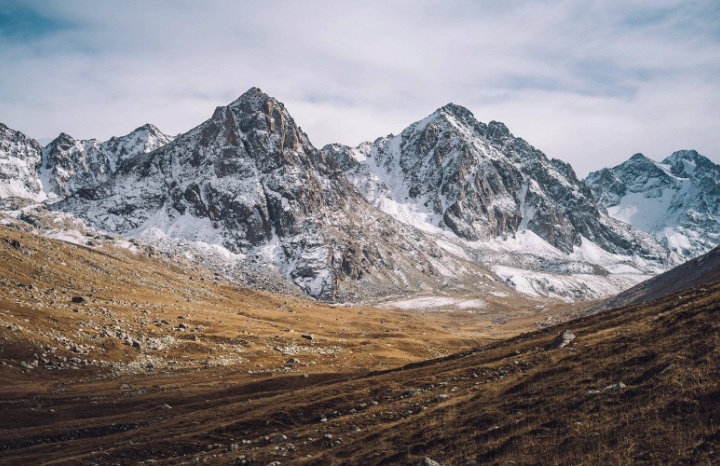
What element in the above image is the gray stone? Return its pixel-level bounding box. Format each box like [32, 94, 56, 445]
[545, 330, 575, 350]
[417, 459, 441, 466]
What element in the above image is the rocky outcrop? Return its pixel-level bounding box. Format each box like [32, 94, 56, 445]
[40, 133, 114, 199]
[323, 104, 670, 262]
[0, 123, 44, 201]
[585, 150, 720, 259]
[40, 124, 174, 200]
[56, 88, 498, 300]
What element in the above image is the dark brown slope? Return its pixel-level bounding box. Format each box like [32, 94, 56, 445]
[595, 244, 720, 312]
[0, 221, 719, 465]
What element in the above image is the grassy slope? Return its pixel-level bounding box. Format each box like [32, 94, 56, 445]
[0, 224, 718, 465]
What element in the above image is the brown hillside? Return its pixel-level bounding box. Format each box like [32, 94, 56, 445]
[0, 224, 718, 465]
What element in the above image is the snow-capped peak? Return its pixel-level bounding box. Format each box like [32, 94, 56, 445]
[585, 150, 720, 259]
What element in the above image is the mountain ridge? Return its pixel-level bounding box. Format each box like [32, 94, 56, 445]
[0, 88, 704, 303]
[584, 149, 720, 259]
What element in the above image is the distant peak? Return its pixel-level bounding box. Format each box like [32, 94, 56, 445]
[228, 86, 279, 113]
[662, 149, 703, 164]
[53, 132, 75, 143]
[133, 123, 164, 135]
[627, 153, 653, 164]
[438, 102, 474, 118]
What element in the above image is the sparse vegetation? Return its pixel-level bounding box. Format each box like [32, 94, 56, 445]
[1, 224, 719, 465]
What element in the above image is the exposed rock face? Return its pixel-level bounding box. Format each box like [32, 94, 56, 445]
[56, 88, 497, 300]
[584, 150, 720, 259]
[101, 123, 174, 170]
[0, 92, 685, 303]
[40, 134, 114, 199]
[0, 123, 44, 201]
[323, 104, 670, 260]
[0, 121, 174, 203]
[545, 330, 576, 350]
[40, 124, 174, 199]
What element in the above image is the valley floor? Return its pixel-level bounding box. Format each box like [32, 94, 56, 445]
[1, 225, 719, 465]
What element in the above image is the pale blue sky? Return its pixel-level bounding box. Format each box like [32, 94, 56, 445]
[1, 0, 719, 176]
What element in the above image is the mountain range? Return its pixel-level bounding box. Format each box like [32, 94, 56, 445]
[585, 150, 720, 260]
[0, 87, 715, 303]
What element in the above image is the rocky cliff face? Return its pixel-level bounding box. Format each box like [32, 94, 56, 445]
[0, 122, 174, 203]
[55, 88, 501, 300]
[0, 91, 687, 303]
[0, 123, 44, 201]
[40, 124, 174, 199]
[323, 104, 670, 263]
[584, 150, 720, 260]
[40, 134, 113, 199]
[101, 123, 174, 170]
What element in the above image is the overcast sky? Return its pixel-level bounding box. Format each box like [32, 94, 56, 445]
[1, 0, 719, 176]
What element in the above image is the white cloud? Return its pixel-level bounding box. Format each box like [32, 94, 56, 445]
[1, 0, 718, 176]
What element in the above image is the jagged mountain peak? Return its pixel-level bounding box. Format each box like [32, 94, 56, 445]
[661, 149, 718, 179]
[102, 123, 174, 169]
[435, 102, 476, 121]
[49, 132, 81, 145]
[0, 122, 44, 201]
[323, 106, 670, 263]
[121, 123, 166, 137]
[622, 152, 653, 165]
[584, 149, 720, 259]
[229, 86, 272, 106]
[55, 89, 507, 300]
[662, 149, 702, 164]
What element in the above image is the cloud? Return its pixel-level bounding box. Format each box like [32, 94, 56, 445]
[0, 0, 718, 176]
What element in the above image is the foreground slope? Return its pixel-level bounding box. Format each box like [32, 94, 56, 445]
[596, 243, 720, 312]
[0, 223, 717, 465]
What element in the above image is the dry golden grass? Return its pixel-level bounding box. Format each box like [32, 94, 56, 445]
[1, 224, 718, 465]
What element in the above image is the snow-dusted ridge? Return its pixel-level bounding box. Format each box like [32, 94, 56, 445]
[0, 89, 694, 303]
[585, 150, 720, 260]
[323, 103, 675, 302]
[0, 122, 174, 205]
[50, 88, 521, 302]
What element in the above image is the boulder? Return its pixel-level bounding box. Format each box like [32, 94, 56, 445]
[545, 330, 575, 350]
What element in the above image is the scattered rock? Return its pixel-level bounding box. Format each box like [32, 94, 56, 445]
[301, 333, 314, 341]
[156, 403, 172, 410]
[417, 458, 441, 466]
[436, 394, 450, 402]
[71, 296, 86, 304]
[604, 382, 626, 391]
[271, 434, 287, 444]
[545, 330, 575, 350]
